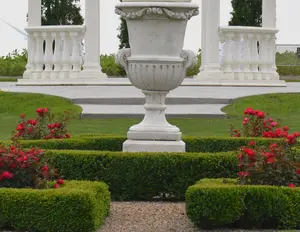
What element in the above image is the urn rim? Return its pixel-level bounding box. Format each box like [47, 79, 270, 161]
[115, 2, 199, 9]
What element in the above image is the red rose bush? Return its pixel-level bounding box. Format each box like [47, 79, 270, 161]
[0, 137, 64, 189]
[14, 108, 71, 140]
[230, 107, 292, 139]
[234, 107, 300, 188]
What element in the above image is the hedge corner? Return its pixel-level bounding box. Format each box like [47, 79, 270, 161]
[185, 178, 300, 230]
[0, 180, 110, 232]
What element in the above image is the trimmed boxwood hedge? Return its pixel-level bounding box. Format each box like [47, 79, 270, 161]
[15, 135, 281, 153]
[43, 150, 238, 200]
[186, 179, 300, 230]
[0, 181, 110, 232]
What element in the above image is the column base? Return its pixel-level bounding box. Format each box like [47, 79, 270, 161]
[123, 140, 186, 153]
[128, 130, 182, 141]
[78, 66, 107, 79]
[195, 70, 224, 80]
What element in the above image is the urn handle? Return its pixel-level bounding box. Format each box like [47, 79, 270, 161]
[180, 50, 198, 69]
[115, 48, 132, 72]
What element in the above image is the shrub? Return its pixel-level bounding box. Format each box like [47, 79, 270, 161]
[43, 149, 238, 200]
[0, 180, 110, 232]
[14, 108, 72, 140]
[237, 132, 300, 187]
[100, 54, 126, 77]
[15, 135, 282, 153]
[0, 137, 63, 189]
[0, 49, 27, 77]
[186, 178, 300, 229]
[230, 107, 293, 138]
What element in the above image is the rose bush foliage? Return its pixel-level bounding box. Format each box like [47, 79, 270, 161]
[234, 108, 300, 188]
[14, 108, 71, 140]
[0, 137, 64, 189]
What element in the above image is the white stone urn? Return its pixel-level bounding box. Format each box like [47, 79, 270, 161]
[115, 1, 199, 152]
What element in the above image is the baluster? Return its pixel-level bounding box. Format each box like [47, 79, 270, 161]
[41, 32, 53, 79]
[250, 33, 259, 80]
[33, 32, 44, 79]
[70, 31, 82, 78]
[59, 32, 71, 79]
[223, 33, 234, 78]
[233, 32, 242, 79]
[23, 31, 35, 79]
[270, 34, 278, 79]
[259, 34, 268, 80]
[256, 34, 263, 80]
[51, 32, 62, 79]
[242, 33, 251, 80]
[219, 33, 225, 68]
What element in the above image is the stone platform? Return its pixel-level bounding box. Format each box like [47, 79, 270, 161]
[17, 77, 287, 87]
[1, 81, 300, 118]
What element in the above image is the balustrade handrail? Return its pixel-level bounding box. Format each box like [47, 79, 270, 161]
[25, 25, 86, 33]
[219, 26, 278, 34]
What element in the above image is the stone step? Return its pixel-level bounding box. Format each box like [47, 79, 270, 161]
[72, 97, 233, 105]
[79, 104, 227, 118]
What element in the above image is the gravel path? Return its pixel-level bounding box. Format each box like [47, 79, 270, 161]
[98, 202, 300, 232]
[98, 202, 199, 232]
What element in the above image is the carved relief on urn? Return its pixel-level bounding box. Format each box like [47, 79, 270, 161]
[115, 1, 199, 152]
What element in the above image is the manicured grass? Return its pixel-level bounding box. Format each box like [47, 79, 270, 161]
[223, 93, 300, 119]
[67, 118, 240, 138]
[0, 92, 82, 139]
[0, 91, 300, 139]
[0, 77, 18, 82]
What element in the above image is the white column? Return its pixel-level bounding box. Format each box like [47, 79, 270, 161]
[262, 0, 279, 80]
[23, 0, 42, 79]
[196, 0, 223, 80]
[79, 0, 106, 79]
[262, 0, 276, 28]
[28, 0, 41, 27]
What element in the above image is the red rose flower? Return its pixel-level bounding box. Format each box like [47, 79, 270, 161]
[296, 169, 300, 175]
[244, 108, 253, 115]
[283, 126, 289, 131]
[266, 156, 276, 164]
[0, 171, 14, 180]
[257, 111, 265, 119]
[36, 108, 43, 115]
[238, 171, 250, 177]
[54, 183, 60, 188]
[16, 123, 25, 131]
[27, 126, 34, 133]
[270, 122, 278, 127]
[248, 141, 255, 146]
[20, 114, 26, 118]
[57, 179, 65, 185]
[65, 134, 71, 138]
[288, 183, 296, 188]
[41, 165, 49, 172]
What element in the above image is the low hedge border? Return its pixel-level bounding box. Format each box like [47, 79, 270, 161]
[186, 179, 300, 230]
[16, 135, 281, 153]
[0, 181, 110, 232]
[43, 149, 238, 200]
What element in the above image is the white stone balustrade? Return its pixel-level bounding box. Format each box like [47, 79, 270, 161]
[24, 25, 86, 80]
[219, 26, 279, 81]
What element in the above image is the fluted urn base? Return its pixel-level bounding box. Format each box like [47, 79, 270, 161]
[123, 90, 186, 152]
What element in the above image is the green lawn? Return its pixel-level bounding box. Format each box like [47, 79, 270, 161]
[0, 91, 299, 140]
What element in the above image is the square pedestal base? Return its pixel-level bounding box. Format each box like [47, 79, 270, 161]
[123, 140, 186, 152]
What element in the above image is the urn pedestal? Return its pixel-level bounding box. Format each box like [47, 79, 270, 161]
[115, 1, 199, 152]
